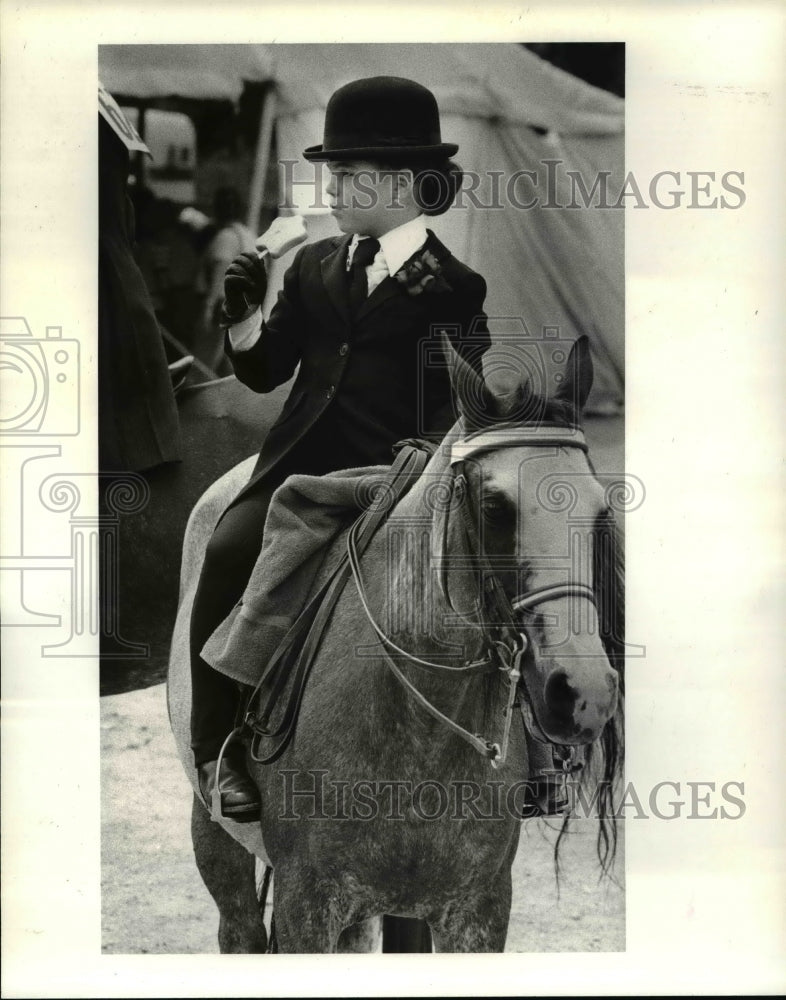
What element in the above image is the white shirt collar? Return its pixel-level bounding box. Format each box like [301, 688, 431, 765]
[348, 215, 427, 274]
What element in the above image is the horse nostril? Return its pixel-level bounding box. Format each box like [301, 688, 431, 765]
[544, 670, 577, 722]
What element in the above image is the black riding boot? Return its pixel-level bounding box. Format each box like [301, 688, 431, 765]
[187, 489, 281, 820]
[189, 545, 263, 819]
[190, 650, 260, 821]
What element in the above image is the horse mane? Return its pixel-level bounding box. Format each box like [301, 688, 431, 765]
[585, 506, 625, 876]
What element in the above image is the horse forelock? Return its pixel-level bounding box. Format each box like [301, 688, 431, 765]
[463, 382, 582, 433]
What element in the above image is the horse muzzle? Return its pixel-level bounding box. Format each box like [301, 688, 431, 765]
[526, 659, 619, 745]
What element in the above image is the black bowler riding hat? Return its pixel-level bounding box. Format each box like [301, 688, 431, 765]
[303, 76, 459, 162]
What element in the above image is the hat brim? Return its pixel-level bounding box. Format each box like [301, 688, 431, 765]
[303, 142, 459, 162]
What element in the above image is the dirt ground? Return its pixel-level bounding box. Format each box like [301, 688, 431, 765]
[101, 683, 624, 954]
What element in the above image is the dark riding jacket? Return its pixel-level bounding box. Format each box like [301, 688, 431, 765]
[226, 229, 489, 504]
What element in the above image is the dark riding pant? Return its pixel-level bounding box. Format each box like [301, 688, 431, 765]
[189, 434, 342, 765]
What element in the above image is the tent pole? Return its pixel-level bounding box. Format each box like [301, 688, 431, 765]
[134, 101, 148, 191]
[247, 86, 277, 233]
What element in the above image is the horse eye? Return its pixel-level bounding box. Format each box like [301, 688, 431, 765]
[481, 498, 510, 523]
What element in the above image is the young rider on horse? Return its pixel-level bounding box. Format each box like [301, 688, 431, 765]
[190, 77, 493, 819]
[191, 76, 568, 822]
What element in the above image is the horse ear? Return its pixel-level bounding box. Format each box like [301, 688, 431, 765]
[555, 335, 594, 412]
[440, 331, 497, 427]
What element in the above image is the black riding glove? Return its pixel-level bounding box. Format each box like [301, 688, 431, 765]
[220, 252, 268, 327]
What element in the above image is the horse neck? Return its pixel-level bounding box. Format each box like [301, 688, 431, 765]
[363, 434, 496, 728]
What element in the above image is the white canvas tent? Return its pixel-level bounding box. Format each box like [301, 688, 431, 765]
[99, 43, 624, 410]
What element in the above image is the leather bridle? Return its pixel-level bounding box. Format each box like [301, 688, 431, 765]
[347, 422, 598, 767]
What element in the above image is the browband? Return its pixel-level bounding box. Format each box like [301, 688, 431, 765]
[450, 423, 588, 465]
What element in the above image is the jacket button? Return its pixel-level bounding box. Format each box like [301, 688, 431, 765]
[326, 385, 335, 399]
[339, 342, 349, 356]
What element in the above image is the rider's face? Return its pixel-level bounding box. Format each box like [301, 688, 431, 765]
[325, 160, 413, 238]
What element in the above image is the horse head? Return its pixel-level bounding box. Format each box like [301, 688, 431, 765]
[439, 335, 621, 746]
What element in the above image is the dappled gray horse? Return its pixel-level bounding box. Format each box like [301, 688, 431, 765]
[168, 337, 623, 952]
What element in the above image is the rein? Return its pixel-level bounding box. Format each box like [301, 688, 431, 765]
[243, 423, 597, 770]
[348, 423, 597, 767]
[244, 443, 431, 764]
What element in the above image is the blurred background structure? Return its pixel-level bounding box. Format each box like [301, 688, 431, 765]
[99, 43, 625, 412]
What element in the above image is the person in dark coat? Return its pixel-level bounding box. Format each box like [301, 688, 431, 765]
[191, 77, 490, 818]
[98, 114, 181, 473]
